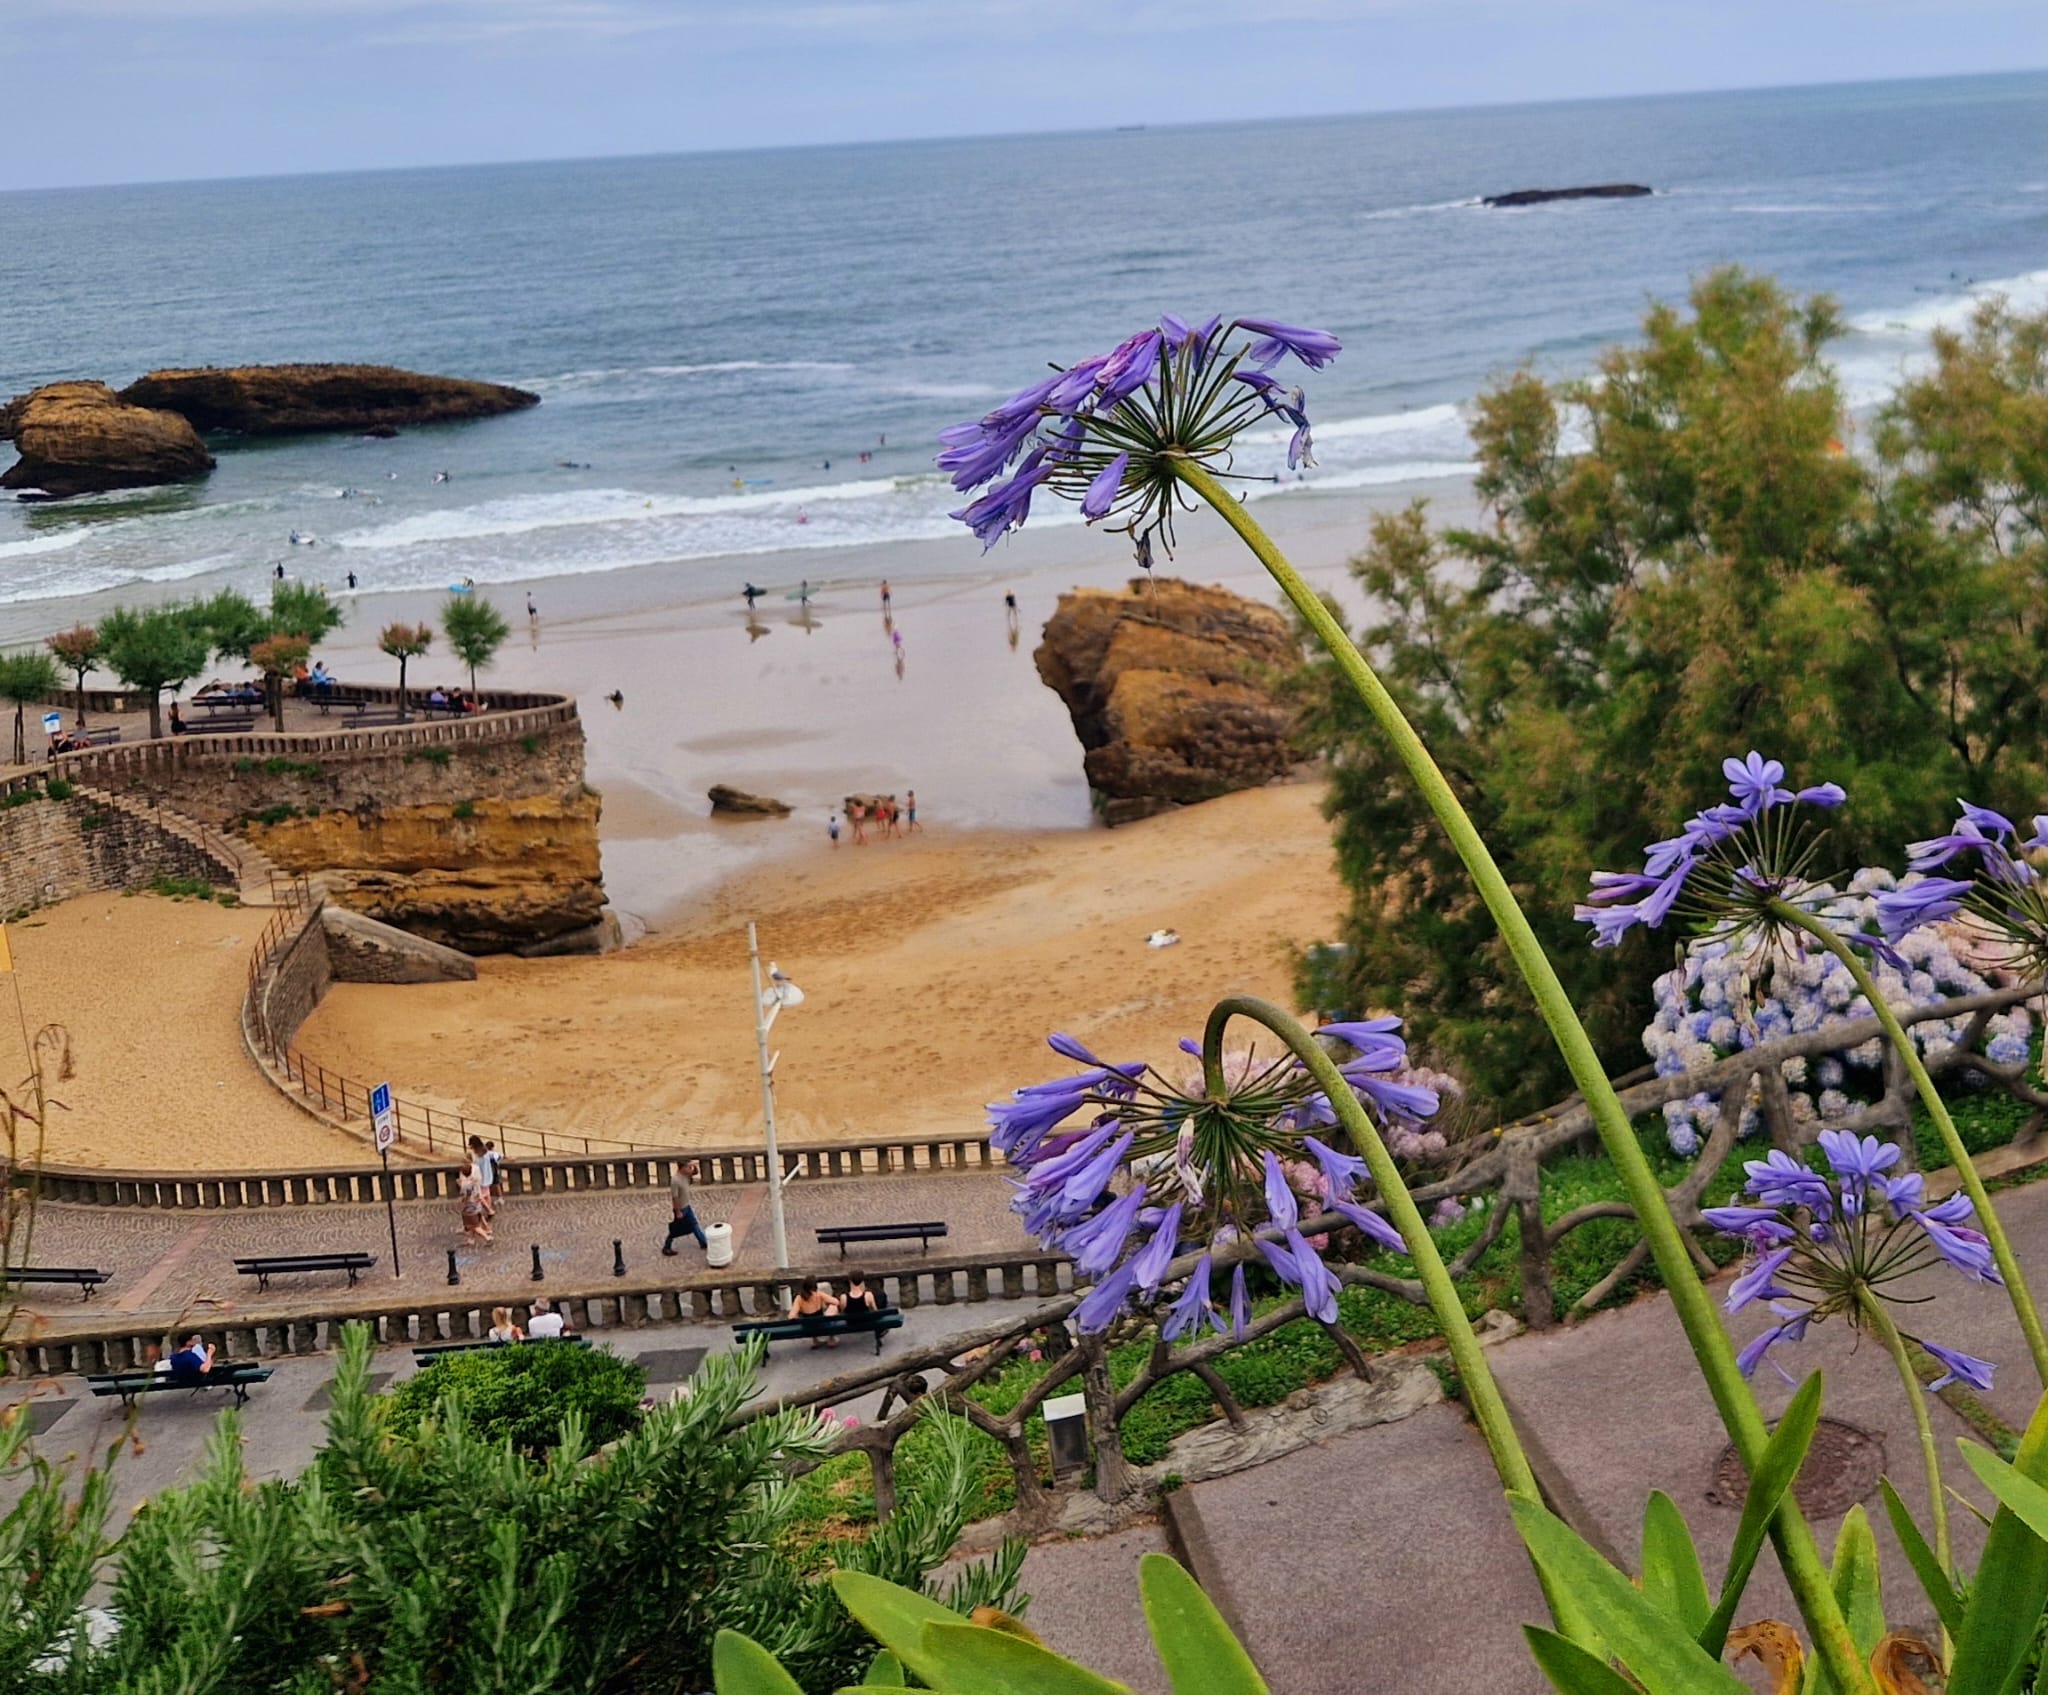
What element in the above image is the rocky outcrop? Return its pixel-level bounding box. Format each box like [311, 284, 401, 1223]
[248, 792, 604, 954]
[1035, 577, 1301, 825]
[0, 381, 215, 498]
[1481, 184, 1652, 208]
[118, 364, 539, 435]
[708, 784, 792, 817]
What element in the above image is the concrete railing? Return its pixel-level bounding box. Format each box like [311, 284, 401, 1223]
[4, 1249, 1073, 1375]
[20, 1137, 1003, 1211]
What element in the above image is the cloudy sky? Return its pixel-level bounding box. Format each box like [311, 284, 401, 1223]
[0, 0, 2040, 190]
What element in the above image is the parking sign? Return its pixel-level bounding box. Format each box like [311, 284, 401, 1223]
[371, 1082, 396, 1152]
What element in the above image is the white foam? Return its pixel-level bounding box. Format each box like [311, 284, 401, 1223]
[0, 529, 89, 560]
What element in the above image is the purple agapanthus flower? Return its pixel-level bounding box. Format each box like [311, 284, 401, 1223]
[1576, 753, 1893, 968]
[939, 314, 1341, 565]
[990, 1021, 1426, 1333]
[1891, 798, 2048, 978]
[1710, 1130, 1999, 1384]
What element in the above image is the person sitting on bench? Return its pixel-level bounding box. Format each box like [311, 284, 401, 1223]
[166, 1335, 215, 1376]
[789, 1278, 840, 1347]
[526, 1296, 571, 1339]
[487, 1305, 523, 1344]
[839, 1269, 881, 1327]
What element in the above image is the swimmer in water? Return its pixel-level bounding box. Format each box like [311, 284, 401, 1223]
[605, 689, 624, 709]
[433, 469, 450, 483]
[347, 570, 358, 590]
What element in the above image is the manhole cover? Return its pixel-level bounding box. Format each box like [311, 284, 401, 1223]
[1707, 1418, 1885, 1518]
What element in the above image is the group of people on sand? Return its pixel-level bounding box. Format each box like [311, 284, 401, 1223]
[830, 790, 919, 847]
[457, 1135, 504, 1244]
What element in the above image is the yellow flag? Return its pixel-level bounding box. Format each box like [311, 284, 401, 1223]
[0, 923, 12, 974]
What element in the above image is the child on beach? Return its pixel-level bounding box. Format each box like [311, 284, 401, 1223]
[829, 813, 841, 847]
[905, 789, 920, 831]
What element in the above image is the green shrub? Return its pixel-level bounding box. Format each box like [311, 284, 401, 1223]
[384, 1342, 646, 1455]
[142, 874, 226, 903]
[249, 803, 297, 827]
[42, 777, 74, 801]
[403, 745, 453, 768]
[0, 785, 41, 811]
[520, 733, 541, 755]
[451, 799, 476, 820]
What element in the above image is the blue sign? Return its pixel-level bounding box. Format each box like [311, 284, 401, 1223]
[370, 1083, 392, 1117]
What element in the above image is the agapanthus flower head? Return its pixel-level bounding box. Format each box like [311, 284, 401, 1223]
[1889, 798, 2048, 976]
[1711, 1135, 1998, 1384]
[940, 314, 1341, 562]
[989, 1024, 1421, 1332]
[1576, 753, 1893, 970]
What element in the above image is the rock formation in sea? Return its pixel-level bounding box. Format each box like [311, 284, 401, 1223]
[1034, 577, 1301, 826]
[708, 785, 793, 817]
[1481, 184, 1653, 207]
[0, 381, 215, 499]
[118, 363, 540, 435]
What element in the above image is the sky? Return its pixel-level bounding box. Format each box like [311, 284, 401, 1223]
[0, 0, 2042, 191]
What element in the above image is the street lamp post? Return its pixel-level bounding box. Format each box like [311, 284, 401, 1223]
[747, 919, 802, 1269]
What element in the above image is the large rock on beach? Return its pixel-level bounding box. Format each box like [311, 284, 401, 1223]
[1035, 577, 1301, 826]
[708, 784, 792, 817]
[0, 381, 216, 498]
[117, 363, 540, 436]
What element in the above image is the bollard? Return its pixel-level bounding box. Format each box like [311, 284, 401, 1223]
[446, 1248, 459, 1286]
[612, 1239, 626, 1277]
[530, 1243, 544, 1281]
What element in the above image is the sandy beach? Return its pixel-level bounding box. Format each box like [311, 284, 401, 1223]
[0, 479, 1461, 1169]
[296, 779, 1344, 1148]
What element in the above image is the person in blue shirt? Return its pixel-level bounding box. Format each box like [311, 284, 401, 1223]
[168, 1336, 215, 1375]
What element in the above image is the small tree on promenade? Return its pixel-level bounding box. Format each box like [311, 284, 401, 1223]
[440, 593, 509, 695]
[99, 605, 211, 741]
[44, 626, 100, 726]
[249, 635, 310, 733]
[379, 621, 433, 721]
[0, 651, 60, 766]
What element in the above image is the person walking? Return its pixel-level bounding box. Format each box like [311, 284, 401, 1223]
[457, 1159, 493, 1244]
[467, 1135, 499, 1219]
[879, 579, 892, 612]
[849, 799, 868, 845]
[905, 788, 921, 832]
[828, 812, 841, 848]
[660, 1159, 708, 1256]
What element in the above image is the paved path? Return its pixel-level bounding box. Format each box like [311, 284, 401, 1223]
[12, 1166, 1029, 1322]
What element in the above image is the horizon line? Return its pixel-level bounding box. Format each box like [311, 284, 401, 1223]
[2, 63, 2042, 198]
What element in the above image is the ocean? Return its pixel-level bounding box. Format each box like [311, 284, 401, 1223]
[1, 70, 2045, 613]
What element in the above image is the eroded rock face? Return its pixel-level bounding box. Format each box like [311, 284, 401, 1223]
[0, 381, 215, 498]
[247, 792, 605, 954]
[1035, 577, 1301, 825]
[118, 364, 539, 435]
[708, 784, 792, 817]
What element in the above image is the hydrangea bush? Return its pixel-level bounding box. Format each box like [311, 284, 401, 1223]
[1643, 870, 2033, 1154]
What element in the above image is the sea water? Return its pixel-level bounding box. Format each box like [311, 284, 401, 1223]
[1, 70, 2044, 610]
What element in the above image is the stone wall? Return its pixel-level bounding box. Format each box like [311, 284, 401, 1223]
[0, 784, 234, 919]
[321, 907, 478, 984]
[256, 905, 335, 1053]
[52, 705, 604, 952]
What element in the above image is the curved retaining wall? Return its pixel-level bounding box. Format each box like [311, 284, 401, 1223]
[0, 776, 242, 919]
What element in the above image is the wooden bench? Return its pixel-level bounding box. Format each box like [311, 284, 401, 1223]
[189, 715, 257, 734]
[732, 1308, 904, 1356]
[815, 1222, 949, 1257]
[412, 1336, 591, 1368]
[0, 1265, 110, 1300]
[86, 1364, 273, 1408]
[233, 1251, 376, 1293]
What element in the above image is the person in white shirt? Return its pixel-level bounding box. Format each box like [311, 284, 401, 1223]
[525, 1296, 568, 1339]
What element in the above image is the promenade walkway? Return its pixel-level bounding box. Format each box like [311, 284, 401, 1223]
[10, 1165, 1027, 1324]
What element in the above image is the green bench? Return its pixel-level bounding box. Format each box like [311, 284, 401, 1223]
[732, 1309, 904, 1356]
[412, 1336, 591, 1368]
[86, 1363, 273, 1409]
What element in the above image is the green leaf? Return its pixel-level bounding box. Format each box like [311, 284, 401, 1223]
[1508, 1494, 1747, 1695]
[1877, 1479, 1961, 1640]
[1638, 1492, 1711, 1637]
[1958, 1439, 2048, 1544]
[865, 1649, 906, 1687]
[1948, 1429, 2048, 1695]
[713, 1630, 806, 1695]
[1831, 1506, 1885, 1648]
[829, 1571, 968, 1684]
[1701, 1373, 1824, 1657]
[1522, 1626, 1642, 1695]
[916, 1620, 1130, 1695]
[1137, 1552, 1270, 1695]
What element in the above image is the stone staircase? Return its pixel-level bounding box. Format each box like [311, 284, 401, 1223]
[72, 783, 297, 907]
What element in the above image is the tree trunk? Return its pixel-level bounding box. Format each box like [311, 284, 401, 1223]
[270, 674, 286, 734]
[146, 690, 163, 742]
[396, 658, 410, 722]
[74, 672, 87, 728]
[11, 703, 23, 767]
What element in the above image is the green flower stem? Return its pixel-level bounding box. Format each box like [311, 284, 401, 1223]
[1768, 900, 2048, 1389]
[1860, 1293, 1952, 1598]
[1174, 460, 1872, 1695]
[1202, 993, 1595, 1648]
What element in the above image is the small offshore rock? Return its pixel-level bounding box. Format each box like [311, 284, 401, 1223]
[708, 785, 793, 817]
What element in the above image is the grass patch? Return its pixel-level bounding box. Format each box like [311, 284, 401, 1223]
[137, 874, 235, 905]
[521, 734, 541, 755]
[0, 785, 43, 811]
[451, 800, 476, 820]
[247, 803, 298, 828]
[43, 777, 74, 800]
[404, 746, 453, 768]
[233, 755, 324, 780]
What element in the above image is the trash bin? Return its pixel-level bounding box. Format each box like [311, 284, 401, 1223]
[704, 1222, 734, 1268]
